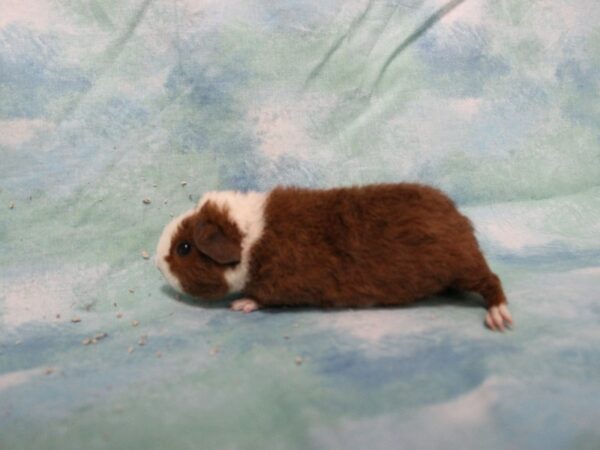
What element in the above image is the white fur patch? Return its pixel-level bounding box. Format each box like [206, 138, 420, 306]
[198, 191, 268, 293]
[155, 209, 196, 294]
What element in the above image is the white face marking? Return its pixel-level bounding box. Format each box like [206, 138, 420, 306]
[155, 209, 195, 294]
[197, 191, 267, 293]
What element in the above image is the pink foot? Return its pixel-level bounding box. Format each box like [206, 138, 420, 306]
[230, 298, 260, 313]
[485, 303, 514, 332]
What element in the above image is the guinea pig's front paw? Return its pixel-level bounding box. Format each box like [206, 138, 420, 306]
[230, 298, 260, 313]
[485, 303, 514, 332]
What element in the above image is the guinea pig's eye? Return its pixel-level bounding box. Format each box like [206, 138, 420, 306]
[176, 241, 192, 256]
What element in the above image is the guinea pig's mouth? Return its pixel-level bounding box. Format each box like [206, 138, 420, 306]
[155, 256, 185, 294]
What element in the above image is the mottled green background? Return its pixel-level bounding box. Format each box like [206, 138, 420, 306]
[1, 1, 600, 449]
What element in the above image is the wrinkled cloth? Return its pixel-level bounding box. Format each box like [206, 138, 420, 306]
[1, 1, 599, 449]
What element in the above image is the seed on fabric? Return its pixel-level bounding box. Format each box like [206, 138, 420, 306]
[128, 346, 135, 353]
[141, 250, 150, 259]
[116, 312, 123, 319]
[156, 351, 162, 358]
[295, 356, 303, 366]
[181, 181, 187, 187]
[131, 320, 140, 327]
[82, 338, 92, 345]
[142, 198, 151, 204]
[71, 317, 82, 323]
[209, 346, 220, 356]
[9, 202, 15, 209]
[44, 368, 54, 375]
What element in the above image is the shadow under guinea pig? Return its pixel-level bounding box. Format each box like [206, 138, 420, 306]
[160, 285, 235, 309]
[160, 285, 485, 313]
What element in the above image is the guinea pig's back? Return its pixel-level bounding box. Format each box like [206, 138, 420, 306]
[245, 183, 480, 307]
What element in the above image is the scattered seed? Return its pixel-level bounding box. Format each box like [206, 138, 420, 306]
[55, 314, 61, 319]
[209, 346, 220, 356]
[142, 198, 151, 205]
[131, 320, 140, 327]
[155, 351, 162, 358]
[129, 289, 135, 293]
[44, 368, 54, 375]
[283, 335, 290, 340]
[163, 199, 168, 205]
[295, 356, 303, 366]
[9, 202, 15, 209]
[71, 317, 81, 323]
[141, 250, 150, 260]
[181, 181, 187, 187]
[188, 194, 193, 201]
[116, 312, 123, 319]
[15, 340, 22, 345]
[127, 346, 135, 353]
[82, 338, 92, 345]
[138, 335, 147, 346]
[153, 184, 157, 188]
[91, 338, 98, 344]
[113, 302, 118, 307]
[94, 332, 108, 341]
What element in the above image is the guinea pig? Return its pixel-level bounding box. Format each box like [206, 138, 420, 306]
[156, 183, 513, 331]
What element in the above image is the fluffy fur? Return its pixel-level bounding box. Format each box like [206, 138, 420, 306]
[156, 183, 512, 331]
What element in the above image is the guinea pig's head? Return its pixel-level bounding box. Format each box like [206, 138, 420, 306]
[155, 201, 243, 299]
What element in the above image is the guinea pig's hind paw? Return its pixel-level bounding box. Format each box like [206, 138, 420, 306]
[230, 298, 260, 313]
[485, 303, 513, 332]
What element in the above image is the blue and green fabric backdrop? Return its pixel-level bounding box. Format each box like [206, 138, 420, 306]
[1, 1, 600, 448]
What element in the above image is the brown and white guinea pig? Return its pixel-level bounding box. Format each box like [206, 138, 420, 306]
[156, 183, 513, 331]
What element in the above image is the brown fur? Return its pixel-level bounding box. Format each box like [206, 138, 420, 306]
[166, 201, 242, 299]
[244, 183, 506, 309]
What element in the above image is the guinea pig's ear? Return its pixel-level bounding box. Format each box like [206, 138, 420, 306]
[193, 220, 242, 265]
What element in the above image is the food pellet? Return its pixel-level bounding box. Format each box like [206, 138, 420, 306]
[9, 202, 15, 209]
[116, 312, 123, 319]
[71, 317, 81, 323]
[155, 351, 162, 358]
[295, 356, 303, 366]
[82, 338, 92, 345]
[181, 181, 187, 187]
[209, 347, 220, 356]
[127, 346, 135, 353]
[141, 250, 150, 259]
[129, 289, 135, 293]
[44, 368, 54, 375]
[131, 320, 140, 327]
[142, 198, 151, 204]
